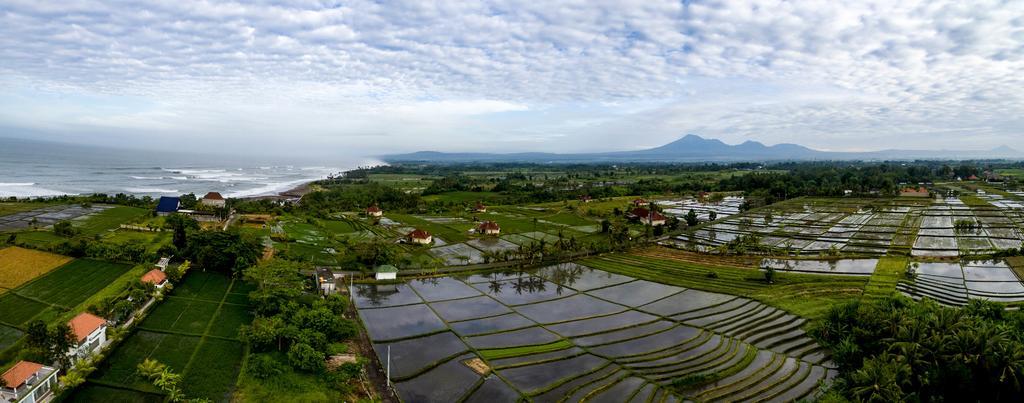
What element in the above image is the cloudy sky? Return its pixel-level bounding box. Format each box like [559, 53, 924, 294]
[1, 0, 1022, 157]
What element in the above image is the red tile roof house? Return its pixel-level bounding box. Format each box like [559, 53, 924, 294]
[579, 195, 593, 203]
[473, 202, 487, 213]
[477, 221, 501, 235]
[366, 205, 383, 217]
[67, 313, 108, 360]
[631, 207, 667, 226]
[200, 191, 226, 208]
[408, 229, 433, 245]
[632, 198, 648, 207]
[141, 269, 168, 289]
[0, 361, 58, 403]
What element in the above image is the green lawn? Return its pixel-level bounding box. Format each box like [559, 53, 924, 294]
[103, 231, 172, 254]
[75, 206, 149, 235]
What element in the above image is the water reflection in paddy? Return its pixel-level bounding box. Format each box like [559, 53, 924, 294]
[351, 283, 423, 308]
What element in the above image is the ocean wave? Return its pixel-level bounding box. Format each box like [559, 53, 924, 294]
[0, 183, 72, 198]
[124, 187, 179, 194]
[224, 178, 311, 198]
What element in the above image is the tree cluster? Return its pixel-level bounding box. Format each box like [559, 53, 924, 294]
[812, 296, 1024, 402]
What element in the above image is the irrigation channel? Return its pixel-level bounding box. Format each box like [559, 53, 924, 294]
[352, 262, 837, 402]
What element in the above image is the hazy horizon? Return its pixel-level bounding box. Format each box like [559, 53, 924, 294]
[2, 1, 1023, 157]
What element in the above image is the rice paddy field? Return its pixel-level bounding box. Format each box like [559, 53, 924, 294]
[353, 261, 838, 402]
[0, 258, 132, 355]
[0, 246, 73, 290]
[674, 197, 1024, 257]
[0, 203, 115, 232]
[71, 205, 149, 235]
[389, 207, 607, 267]
[74, 271, 255, 402]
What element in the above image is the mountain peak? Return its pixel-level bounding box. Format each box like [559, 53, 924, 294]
[992, 145, 1018, 154]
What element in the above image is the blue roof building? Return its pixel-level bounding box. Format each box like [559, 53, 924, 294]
[155, 196, 181, 215]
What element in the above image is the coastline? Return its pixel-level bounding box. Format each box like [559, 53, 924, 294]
[240, 180, 316, 201]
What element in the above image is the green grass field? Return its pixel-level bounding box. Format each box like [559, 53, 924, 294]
[11, 230, 67, 248]
[103, 230, 172, 253]
[422, 191, 506, 203]
[17, 259, 132, 308]
[863, 257, 907, 300]
[0, 294, 52, 327]
[388, 213, 471, 243]
[0, 202, 58, 217]
[85, 271, 255, 401]
[66, 383, 166, 403]
[0, 259, 131, 330]
[75, 206, 149, 235]
[581, 253, 868, 320]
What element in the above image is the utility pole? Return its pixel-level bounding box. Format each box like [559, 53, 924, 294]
[386, 345, 392, 391]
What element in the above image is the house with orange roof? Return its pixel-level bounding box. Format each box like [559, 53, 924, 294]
[630, 207, 667, 226]
[67, 312, 108, 359]
[141, 268, 168, 289]
[408, 229, 433, 245]
[200, 191, 226, 208]
[0, 361, 58, 403]
[476, 221, 501, 235]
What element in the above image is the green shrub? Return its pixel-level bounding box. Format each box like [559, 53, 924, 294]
[247, 353, 287, 380]
[287, 343, 325, 372]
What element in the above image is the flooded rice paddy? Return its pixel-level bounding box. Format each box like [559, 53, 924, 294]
[353, 262, 836, 402]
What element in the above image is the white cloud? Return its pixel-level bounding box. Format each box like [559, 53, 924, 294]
[0, 0, 1021, 153]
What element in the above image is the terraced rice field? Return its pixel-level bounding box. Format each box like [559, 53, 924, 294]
[897, 259, 1024, 306]
[673, 197, 1024, 257]
[586, 250, 869, 320]
[353, 262, 836, 402]
[0, 246, 73, 290]
[76, 271, 254, 402]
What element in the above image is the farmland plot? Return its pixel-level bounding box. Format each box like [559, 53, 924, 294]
[81, 271, 253, 402]
[0, 246, 72, 290]
[899, 259, 1024, 306]
[354, 261, 836, 402]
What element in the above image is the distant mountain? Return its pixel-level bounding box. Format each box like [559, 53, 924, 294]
[382, 135, 1021, 163]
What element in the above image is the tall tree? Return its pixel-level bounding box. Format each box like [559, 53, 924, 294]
[243, 259, 306, 314]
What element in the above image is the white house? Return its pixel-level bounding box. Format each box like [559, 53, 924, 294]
[0, 361, 58, 403]
[155, 257, 170, 271]
[200, 192, 226, 208]
[315, 268, 339, 295]
[477, 221, 501, 235]
[375, 265, 398, 280]
[67, 312, 108, 360]
[408, 229, 433, 245]
[141, 269, 168, 289]
[366, 205, 383, 217]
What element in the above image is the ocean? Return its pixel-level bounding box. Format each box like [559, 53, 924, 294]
[0, 138, 378, 198]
